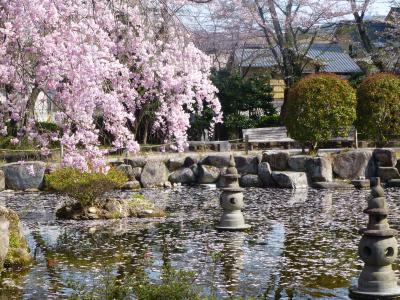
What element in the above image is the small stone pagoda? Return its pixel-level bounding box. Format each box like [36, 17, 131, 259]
[215, 155, 251, 230]
[350, 177, 400, 299]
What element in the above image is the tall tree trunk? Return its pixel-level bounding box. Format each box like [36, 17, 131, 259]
[353, 11, 385, 71]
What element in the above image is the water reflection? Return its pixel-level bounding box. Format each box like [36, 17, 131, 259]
[1, 187, 400, 299]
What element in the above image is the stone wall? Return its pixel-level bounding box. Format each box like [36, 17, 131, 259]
[114, 148, 400, 190]
[0, 148, 398, 191]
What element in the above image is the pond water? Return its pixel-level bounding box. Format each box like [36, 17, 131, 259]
[1, 186, 400, 299]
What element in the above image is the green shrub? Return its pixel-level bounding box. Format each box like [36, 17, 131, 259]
[36, 121, 60, 133]
[356, 73, 400, 145]
[285, 74, 356, 151]
[256, 114, 280, 127]
[67, 266, 207, 300]
[46, 167, 127, 206]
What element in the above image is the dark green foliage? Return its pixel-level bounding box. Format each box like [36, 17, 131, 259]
[285, 74, 356, 151]
[36, 122, 60, 133]
[187, 107, 214, 141]
[46, 167, 127, 206]
[210, 69, 276, 138]
[356, 73, 400, 145]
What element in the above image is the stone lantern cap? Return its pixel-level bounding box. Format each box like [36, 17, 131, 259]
[223, 174, 241, 180]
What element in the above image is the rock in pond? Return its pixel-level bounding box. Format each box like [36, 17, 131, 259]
[373, 148, 397, 167]
[288, 155, 311, 172]
[240, 174, 262, 187]
[0, 170, 4, 191]
[56, 196, 165, 220]
[0, 215, 9, 272]
[140, 161, 169, 188]
[333, 150, 376, 180]
[271, 171, 308, 189]
[121, 180, 141, 190]
[184, 155, 199, 167]
[131, 167, 143, 180]
[116, 164, 134, 180]
[351, 179, 371, 189]
[312, 181, 354, 190]
[234, 155, 259, 174]
[262, 151, 290, 171]
[387, 179, 400, 187]
[0, 161, 46, 190]
[124, 157, 146, 168]
[197, 165, 220, 184]
[305, 157, 332, 182]
[169, 168, 196, 184]
[377, 167, 400, 182]
[258, 162, 274, 187]
[0, 206, 32, 270]
[200, 155, 231, 168]
[167, 158, 185, 171]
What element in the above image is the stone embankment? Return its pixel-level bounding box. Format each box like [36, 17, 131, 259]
[114, 148, 400, 190]
[0, 206, 32, 272]
[0, 148, 398, 191]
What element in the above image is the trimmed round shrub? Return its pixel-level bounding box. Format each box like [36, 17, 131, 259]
[285, 74, 356, 151]
[46, 167, 127, 206]
[356, 73, 400, 145]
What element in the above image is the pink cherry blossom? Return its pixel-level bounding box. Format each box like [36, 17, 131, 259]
[0, 0, 222, 172]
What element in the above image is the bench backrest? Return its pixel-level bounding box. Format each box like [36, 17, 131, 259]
[242, 127, 293, 142]
[242, 126, 356, 143]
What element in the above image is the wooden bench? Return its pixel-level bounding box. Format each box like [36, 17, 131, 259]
[242, 126, 358, 152]
[242, 127, 294, 153]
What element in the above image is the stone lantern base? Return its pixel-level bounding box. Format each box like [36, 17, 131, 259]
[349, 287, 400, 299]
[215, 212, 251, 231]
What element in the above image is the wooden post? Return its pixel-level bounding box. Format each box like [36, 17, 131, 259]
[354, 129, 358, 149]
[60, 144, 64, 159]
[245, 135, 249, 154]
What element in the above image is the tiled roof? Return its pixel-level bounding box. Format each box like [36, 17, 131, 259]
[234, 43, 363, 74]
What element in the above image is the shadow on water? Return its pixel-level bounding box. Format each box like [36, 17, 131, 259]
[1, 186, 400, 299]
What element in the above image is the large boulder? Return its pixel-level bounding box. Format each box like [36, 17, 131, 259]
[373, 148, 397, 167]
[0, 170, 4, 191]
[121, 180, 141, 190]
[200, 155, 231, 168]
[240, 174, 262, 187]
[271, 171, 308, 189]
[140, 161, 169, 188]
[0, 215, 9, 272]
[0, 161, 46, 190]
[131, 167, 143, 180]
[234, 155, 259, 174]
[184, 155, 199, 167]
[116, 164, 134, 180]
[197, 165, 220, 183]
[167, 158, 185, 171]
[0, 206, 31, 270]
[305, 157, 332, 182]
[258, 162, 274, 187]
[124, 157, 146, 168]
[333, 150, 376, 180]
[169, 168, 196, 184]
[377, 167, 400, 182]
[262, 151, 290, 171]
[288, 155, 312, 172]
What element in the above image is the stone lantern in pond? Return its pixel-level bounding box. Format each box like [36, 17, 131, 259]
[349, 177, 400, 299]
[215, 155, 251, 230]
